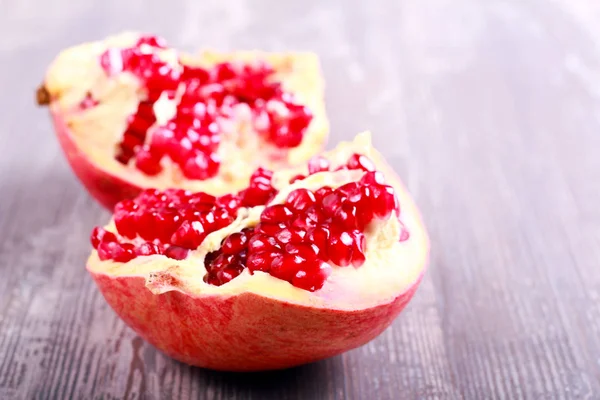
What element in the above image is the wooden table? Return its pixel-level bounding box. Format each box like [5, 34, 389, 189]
[2, 1, 599, 398]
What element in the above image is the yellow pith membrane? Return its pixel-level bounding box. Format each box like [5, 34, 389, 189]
[87, 133, 428, 310]
[43, 31, 328, 195]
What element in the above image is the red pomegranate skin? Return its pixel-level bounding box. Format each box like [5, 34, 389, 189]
[52, 108, 145, 209]
[91, 271, 423, 371]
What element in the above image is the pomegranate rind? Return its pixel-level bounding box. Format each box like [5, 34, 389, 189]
[91, 271, 422, 371]
[42, 34, 328, 209]
[87, 147, 429, 371]
[52, 110, 141, 209]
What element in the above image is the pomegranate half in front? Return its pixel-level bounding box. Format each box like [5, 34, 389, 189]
[87, 133, 429, 371]
[37, 32, 328, 209]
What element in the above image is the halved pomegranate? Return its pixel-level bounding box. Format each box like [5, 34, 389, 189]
[37, 32, 328, 209]
[87, 133, 428, 371]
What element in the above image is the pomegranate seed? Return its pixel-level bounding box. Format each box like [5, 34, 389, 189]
[188, 192, 216, 206]
[182, 152, 220, 180]
[327, 230, 354, 267]
[314, 186, 332, 202]
[347, 154, 376, 171]
[260, 205, 293, 224]
[216, 262, 245, 284]
[170, 220, 206, 249]
[289, 174, 306, 184]
[247, 251, 280, 273]
[114, 211, 137, 239]
[274, 227, 306, 245]
[256, 223, 287, 236]
[321, 192, 342, 215]
[248, 233, 279, 252]
[286, 189, 316, 212]
[221, 232, 248, 255]
[270, 254, 304, 282]
[286, 243, 319, 260]
[90, 227, 117, 248]
[135, 147, 163, 175]
[97, 242, 136, 262]
[308, 156, 330, 174]
[216, 194, 240, 211]
[271, 125, 303, 148]
[292, 260, 332, 292]
[307, 226, 330, 258]
[371, 185, 397, 219]
[149, 126, 175, 156]
[334, 203, 359, 230]
[136, 242, 162, 256]
[165, 246, 189, 260]
[361, 171, 386, 185]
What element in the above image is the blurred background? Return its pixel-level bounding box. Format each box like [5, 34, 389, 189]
[2, 0, 600, 399]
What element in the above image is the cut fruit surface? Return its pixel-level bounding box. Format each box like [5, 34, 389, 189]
[38, 32, 328, 209]
[87, 133, 429, 371]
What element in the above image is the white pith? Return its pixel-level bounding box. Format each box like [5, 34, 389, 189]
[44, 32, 328, 196]
[87, 133, 428, 310]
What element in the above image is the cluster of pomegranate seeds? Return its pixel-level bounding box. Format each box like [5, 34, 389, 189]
[99, 36, 181, 166]
[204, 158, 403, 292]
[91, 153, 408, 292]
[290, 153, 377, 183]
[98, 34, 313, 180]
[90, 168, 277, 262]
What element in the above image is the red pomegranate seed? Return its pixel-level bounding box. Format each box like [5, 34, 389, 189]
[361, 170, 386, 185]
[274, 227, 306, 245]
[114, 211, 137, 239]
[334, 203, 359, 230]
[97, 242, 136, 262]
[308, 156, 330, 174]
[188, 192, 217, 206]
[285, 243, 319, 260]
[149, 126, 175, 156]
[291, 206, 323, 229]
[170, 220, 206, 249]
[260, 204, 293, 224]
[270, 125, 303, 148]
[165, 245, 189, 260]
[286, 189, 316, 212]
[314, 186, 332, 202]
[306, 226, 330, 257]
[247, 251, 280, 273]
[221, 232, 248, 255]
[216, 262, 245, 284]
[136, 242, 162, 256]
[90, 227, 117, 248]
[321, 192, 342, 215]
[292, 260, 332, 292]
[269, 254, 304, 282]
[327, 230, 354, 267]
[216, 194, 240, 211]
[347, 154, 376, 171]
[182, 151, 220, 180]
[256, 223, 287, 236]
[289, 174, 306, 184]
[248, 233, 279, 252]
[135, 147, 163, 175]
[371, 185, 398, 219]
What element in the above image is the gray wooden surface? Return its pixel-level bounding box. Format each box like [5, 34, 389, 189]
[1, 0, 600, 399]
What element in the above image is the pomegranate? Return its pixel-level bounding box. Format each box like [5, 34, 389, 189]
[87, 133, 429, 371]
[37, 32, 328, 209]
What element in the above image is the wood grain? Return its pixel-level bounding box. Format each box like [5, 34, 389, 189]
[2, 0, 600, 398]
